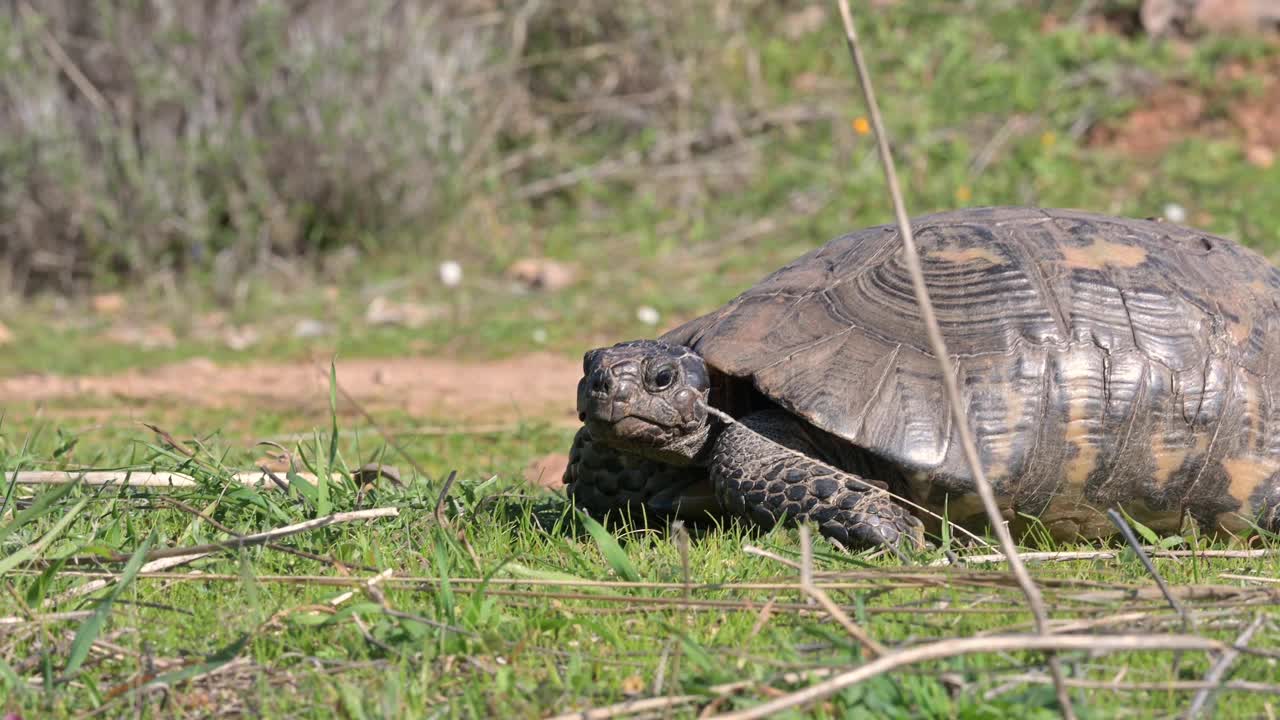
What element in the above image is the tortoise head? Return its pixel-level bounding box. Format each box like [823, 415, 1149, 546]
[577, 340, 712, 465]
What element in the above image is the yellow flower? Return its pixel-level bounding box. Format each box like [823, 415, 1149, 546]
[1040, 131, 1057, 149]
[955, 185, 972, 203]
[852, 116, 871, 135]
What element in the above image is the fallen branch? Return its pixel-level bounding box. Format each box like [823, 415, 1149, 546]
[5, 470, 324, 488]
[708, 634, 1230, 720]
[0, 610, 94, 627]
[829, 0, 1073, 714]
[797, 526, 885, 657]
[1184, 614, 1266, 719]
[936, 549, 1280, 567]
[45, 552, 212, 607]
[63, 507, 400, 565]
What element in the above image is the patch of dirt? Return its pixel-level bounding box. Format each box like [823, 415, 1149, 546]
[1088, 57, 1280, 164]
[1, 353, 584, 425]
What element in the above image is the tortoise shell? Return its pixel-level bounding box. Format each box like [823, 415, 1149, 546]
[662, 207, 1280, 539]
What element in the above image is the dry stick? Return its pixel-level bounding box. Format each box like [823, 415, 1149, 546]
[829, 2, 1075, 716]
[1184, 614, 1267, 719]
[45, 552, 211, 608]
[0, 610, 94, 626]
[942, 549, 1280, 566]
[27, 568, 1273, 598]
[1107, 509, 1189, 626]
[1221, 573, 1280, 583]
[550, 670, 841, 720]
[5, 470, 322, 488]
[153, 495, 374, 571]
[65, 507, 399, 565]
[797, 526, 886, 658]
[16, 0, 111, 115]
[997, 674, 1280, 697]
[709, 634, 1231, 720]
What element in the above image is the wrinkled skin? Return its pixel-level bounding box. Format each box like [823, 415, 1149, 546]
[565, 340, 926, 550]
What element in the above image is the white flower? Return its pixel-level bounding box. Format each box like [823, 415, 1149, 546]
[636, 306, 660, 326]
[531, 328, 548, 344]
[1162, 203, 1187, 224]
[438, 260, 463, 287]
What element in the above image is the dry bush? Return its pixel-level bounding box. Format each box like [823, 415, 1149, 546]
[0, 0, 785, 298]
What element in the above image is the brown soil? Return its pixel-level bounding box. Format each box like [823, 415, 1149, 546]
[1, 353, 584, 425]
[1088, 56, 1280, 164]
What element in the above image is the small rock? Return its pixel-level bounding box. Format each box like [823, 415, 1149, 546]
[364, 296, 445, 329]
[506, 258, 578, 292]
[438, 260, 463, 288]
[0, 321, 11, 346]
[223, 326, 260, 351]
[91, 293, 126, 316]
[523, 453, 570, 489]
[636, 306, 661, 326]
[293, 318, 331, 338]
[1246, 145, 1275, 169]
[1162, 203, 1188, 224]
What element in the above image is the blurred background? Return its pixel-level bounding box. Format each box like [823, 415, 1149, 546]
[0, 0, 1277, 381]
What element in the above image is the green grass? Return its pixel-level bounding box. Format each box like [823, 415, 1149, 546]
[3, 403, 1280, 719]
[5, 2, 1280, 718]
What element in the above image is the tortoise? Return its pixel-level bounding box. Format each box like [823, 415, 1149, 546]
[564, 206, 1280, 550]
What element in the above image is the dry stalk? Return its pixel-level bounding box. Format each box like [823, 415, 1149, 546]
[996, 673, 1280, 696]
[548, 694, 705, 720]
[1107, 509, 1188, 625]
[25, 568, 1278, 605]
[44, 552, 211, 608]
[0, 610, 94, 626]
[17, 1, 111, 115]
[935, 549, 1280, 566]
[5, 470, 324, 488]
[742, 545, 801, 569]
[63, 507, 399, 565]
[707, 633, 1231, 720]
[1184, 614, 1267, 719]
[797, 526, 885, 657]
[829, 1, 1074, 715]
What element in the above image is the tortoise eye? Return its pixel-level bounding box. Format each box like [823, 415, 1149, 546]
[651, 366, 676, 390]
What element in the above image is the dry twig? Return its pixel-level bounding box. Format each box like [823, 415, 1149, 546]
[64, 507, 399, 565]
[1184, 614, 1267, 719]
[1108, 509, 1188, 625]
[707, 634, 1233, 720]
[829, 0, 1073, 715]
[5, 470, 323, 488]
[797, 526, 885, 657]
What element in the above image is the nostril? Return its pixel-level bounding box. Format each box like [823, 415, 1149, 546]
[590, 370, 611, 394]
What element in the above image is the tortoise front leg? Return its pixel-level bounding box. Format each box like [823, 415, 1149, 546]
[709, 411, 925, 550]
[564, 426, 722, 523]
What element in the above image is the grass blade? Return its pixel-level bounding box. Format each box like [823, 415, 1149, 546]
[63, 530, 156, 681]
[0, 496, 89, 577]
[0, 476, 82, 546]
[576, 511, 640, 582]
[145, 633, 249, 689]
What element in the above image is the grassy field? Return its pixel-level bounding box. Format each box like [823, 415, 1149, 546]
[4, 1, 1280, 718]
